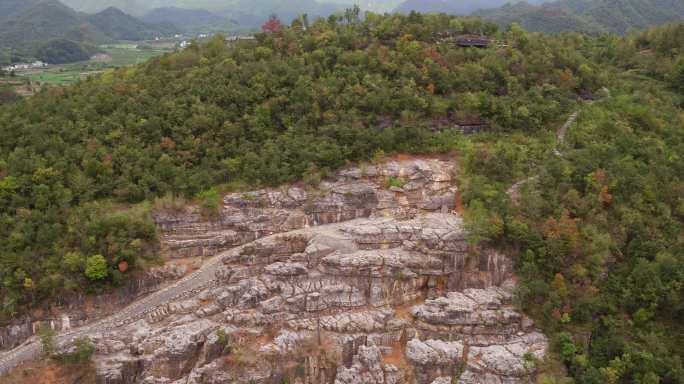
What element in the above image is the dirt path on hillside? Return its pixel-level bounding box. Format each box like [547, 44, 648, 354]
[0, 219, 368, 376]
[507, 107, 582, 201]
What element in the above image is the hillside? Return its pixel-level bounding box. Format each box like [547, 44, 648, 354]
[62, 0, 349, 28]
[0, 11, 683, 384]
[0, 0, 42, 24]
[35, 38, 94, 64]
[393, 0, 684, 34]
[84, 6, 177, 40]
[327, 0, 402, 12]
[222, 0, 346, 27]
[477, 0, 684, 34]
[59, 0, 148, 15]
[0, 0, 85, 48]
[394, 0, 546, 15]
[475, 2, 603, 34]
[0, 0, 176, 63]
[142, 7, 232, 32]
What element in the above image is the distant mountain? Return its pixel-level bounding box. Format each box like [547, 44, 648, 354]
[475, 2, 602, 34]
[0, 0, 42, 23]
[394, 0, 546, 15]
[326, 0, 401, 13]
[62, 0, 350, 28]
[60, 0, 147, 16]
[0, 0, 85, 47]
[35, 38, 94, 64]
[220, 0, 346, 27]
[0, 0, 175, 47]
[476, 0, 684, 34]
[0, 0, 176, 63]
[85, 6, 176, 40]
[143, 7, 231, 32]
[60, 0, 233, 16]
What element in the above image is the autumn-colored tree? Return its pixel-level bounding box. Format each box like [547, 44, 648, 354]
[599, 186, 613, 206]
[262, 15, 283, 34]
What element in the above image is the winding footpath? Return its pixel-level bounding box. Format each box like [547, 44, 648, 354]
[507, 107, 582, 200]
[0, 232, 237, 375]
[552, 110, 580, 157]
[0, 219, 360, 376]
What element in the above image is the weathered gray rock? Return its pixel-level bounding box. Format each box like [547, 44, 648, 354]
[154, 159, 459, 260]
[260, 330, 312, 354]
[168, 298, 201, 314]
[406, 339, 463, 366]
[265, 262, 309, 276]
[96, 356, 145, 384]
[289, 309, 406, 334]
[430, 377, 453, 384]
[411, 286, 520, 329]
[466, 332, 547, 378]
[139, 319, 217, 380]
[335, 345, 402, 384]
[3, 159, 549, 384]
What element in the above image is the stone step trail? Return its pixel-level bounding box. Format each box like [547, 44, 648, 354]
[0, 219, 363, 377]
[557, 110, 579, 145]
[0, 251, 224, 376]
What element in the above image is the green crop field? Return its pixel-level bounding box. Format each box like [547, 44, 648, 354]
[102, 46, 171, 67]
[25, 71, 84, 85]
[16, 43, 174, 86]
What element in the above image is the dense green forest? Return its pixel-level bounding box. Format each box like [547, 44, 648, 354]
[459, 22, 684, 382]
[0, 10, 683, 382]
[35, 39, 95, 64]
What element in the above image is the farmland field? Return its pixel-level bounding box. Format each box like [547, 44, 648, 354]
[7, 43, 174, 87]
[100, 44, 174, 66]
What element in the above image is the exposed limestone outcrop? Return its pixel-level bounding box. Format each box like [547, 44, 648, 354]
[335, 345, 403, 384]
[2, 159, 547, 384]
[0, 263, 189, 351]
[406, 339, 464, 366]
[154, 159, 459, 260]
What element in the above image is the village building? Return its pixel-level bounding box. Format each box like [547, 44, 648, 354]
[455, 118, 490, 134]
[1, 61, 47, 72]
[456, 36, 491, 48]
[226, 35, 257, 47]
[427, 115, 491, 135]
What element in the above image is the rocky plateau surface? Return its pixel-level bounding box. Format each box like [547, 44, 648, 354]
[1, 158, 547, 384]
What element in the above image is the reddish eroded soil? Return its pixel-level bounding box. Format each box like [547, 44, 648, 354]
[2, 359, 96, 384]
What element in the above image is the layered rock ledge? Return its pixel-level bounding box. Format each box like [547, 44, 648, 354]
[97, 159, 545, 384]
[1, 158, 547, 384]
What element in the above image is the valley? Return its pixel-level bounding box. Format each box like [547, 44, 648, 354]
[0, 43, 176, 100]
[1, 43, 173, 88]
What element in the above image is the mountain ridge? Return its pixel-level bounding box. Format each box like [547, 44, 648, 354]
[393, 0, 546, 15]
[142, 6, 232, 32]
[61, 0, 350, 27]
[476, 0, 684, 34]
[0, 0, 177, 63]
